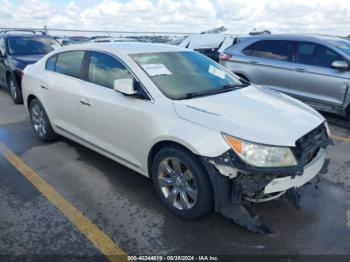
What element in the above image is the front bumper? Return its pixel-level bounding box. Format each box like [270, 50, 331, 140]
[200, 124, 332, 234]
[264, 148, 326, 194]
[201, 152, 330, 234]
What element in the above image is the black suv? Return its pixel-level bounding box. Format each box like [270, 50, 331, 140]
[0, 30, 59, 104]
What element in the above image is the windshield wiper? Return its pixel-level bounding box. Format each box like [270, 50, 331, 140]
[180, 90, 216, 99]
[222, 82, 249, 89]
[179, 83, 248, 100]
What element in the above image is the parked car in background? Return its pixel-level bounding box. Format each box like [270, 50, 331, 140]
[22, 42, 331, 233]
[89, 37, 138, 43]
[54, 37, 79, 46]
[0, 30, 60, 103]
[69, 36, 91, 43]
[220, 34, 350, 116]
[179, 34, 236, 62]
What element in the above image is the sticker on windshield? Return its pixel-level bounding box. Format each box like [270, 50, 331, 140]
[141, 63, 172, 77]
[208, 65, 225, 79]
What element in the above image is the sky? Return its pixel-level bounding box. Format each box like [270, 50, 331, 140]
[1, 0, 350, 36]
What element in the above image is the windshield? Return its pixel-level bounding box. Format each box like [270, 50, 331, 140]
[7, 37, 58, 55]
[328, 39, 350, 57]
[131, 51, 246, 100]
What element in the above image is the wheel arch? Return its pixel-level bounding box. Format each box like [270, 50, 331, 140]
[147, 140, 199, 179]
[147, 139, 215, 212]
[26, 94, 52, 123]
[27, 94, 37, 110]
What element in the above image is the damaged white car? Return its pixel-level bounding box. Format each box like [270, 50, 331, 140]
[22, 43, 332, 233]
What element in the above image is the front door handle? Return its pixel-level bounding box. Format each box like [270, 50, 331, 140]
[295, 68, 307, 72]
[249, 60, 259, 64]
[80, 99, 91, 106]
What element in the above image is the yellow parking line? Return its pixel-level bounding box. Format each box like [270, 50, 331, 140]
[0, 143, 127, 262]
[331, 135, 350, 143]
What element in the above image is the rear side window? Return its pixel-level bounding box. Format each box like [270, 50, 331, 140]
[55, 51, 85, 78]
[45, 55, 57, 71]
[88, 51, 132, 89]
[296, 42, 345, 68]
[242, 40, 293, 62]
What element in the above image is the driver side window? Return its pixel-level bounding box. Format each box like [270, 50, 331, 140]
[88, 51, 132, 89]
[296, 42, 346, 68]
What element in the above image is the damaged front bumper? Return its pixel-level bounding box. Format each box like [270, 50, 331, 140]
[200, 124, 332, 234]
[264, 149, 327, 194]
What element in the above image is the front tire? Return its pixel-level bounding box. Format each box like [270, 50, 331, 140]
[8, 75, 23, 104]
[29, 98, 57, 141]
[151, 146, 213, 219]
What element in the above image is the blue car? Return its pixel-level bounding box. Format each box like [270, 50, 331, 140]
[0, 30, 59, 104]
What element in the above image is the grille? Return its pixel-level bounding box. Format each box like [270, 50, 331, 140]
[292, 124, 327, 165]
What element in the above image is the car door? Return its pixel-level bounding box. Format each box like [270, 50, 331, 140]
[79, 51, 146, 169]
[291, 41, 350, 107]
[238, 40, 295, 93]
[43, 51, 86, 136]
[0, 37, 6, 87]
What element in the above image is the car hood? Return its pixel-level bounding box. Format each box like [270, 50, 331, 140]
[173, 85, 325, 147]
[9, 54, 45, 70]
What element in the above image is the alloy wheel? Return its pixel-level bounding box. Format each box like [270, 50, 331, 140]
[31, 104, 47, 137]
[157, 157, 198, 210]
[9, 80, 17, 100]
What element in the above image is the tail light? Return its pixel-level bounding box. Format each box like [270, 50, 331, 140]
[219, 53, 232, 61]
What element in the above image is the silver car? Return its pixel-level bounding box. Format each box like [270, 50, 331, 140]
[220, 34, 350, 116]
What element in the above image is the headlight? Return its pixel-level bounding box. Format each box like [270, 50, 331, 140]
[222, 134, 297, 167]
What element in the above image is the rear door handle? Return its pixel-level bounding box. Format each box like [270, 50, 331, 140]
[295, 68, 307, 72]
[249, 60, 259, 64]
[41, 85, 48, 90]
[80, 99, 91, 106]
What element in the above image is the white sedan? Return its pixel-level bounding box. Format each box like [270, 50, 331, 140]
[22, 42, 331, 233]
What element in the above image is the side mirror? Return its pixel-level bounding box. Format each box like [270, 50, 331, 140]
[113, 78, 137, 96]
[331, 61, 348, 71]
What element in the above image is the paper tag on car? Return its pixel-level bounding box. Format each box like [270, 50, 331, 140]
[208, 65, 225, 79]
[142, 64, 172, 77]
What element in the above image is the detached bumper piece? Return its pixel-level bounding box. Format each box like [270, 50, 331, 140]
[201, 124, 332, 234]
[201, 159, 274, 234]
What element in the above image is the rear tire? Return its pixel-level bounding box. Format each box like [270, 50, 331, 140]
[8, 75, 23, 104]
[29, 98, 57, 141]
[151, 145, 213, 219]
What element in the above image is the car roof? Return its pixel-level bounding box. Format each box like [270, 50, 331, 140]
[53, 42, 188, 55]
[240, 34, 345, 42]
[2, 33, 52, 38]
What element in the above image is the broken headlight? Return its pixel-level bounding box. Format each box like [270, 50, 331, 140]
[222, 134, 297, 167]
